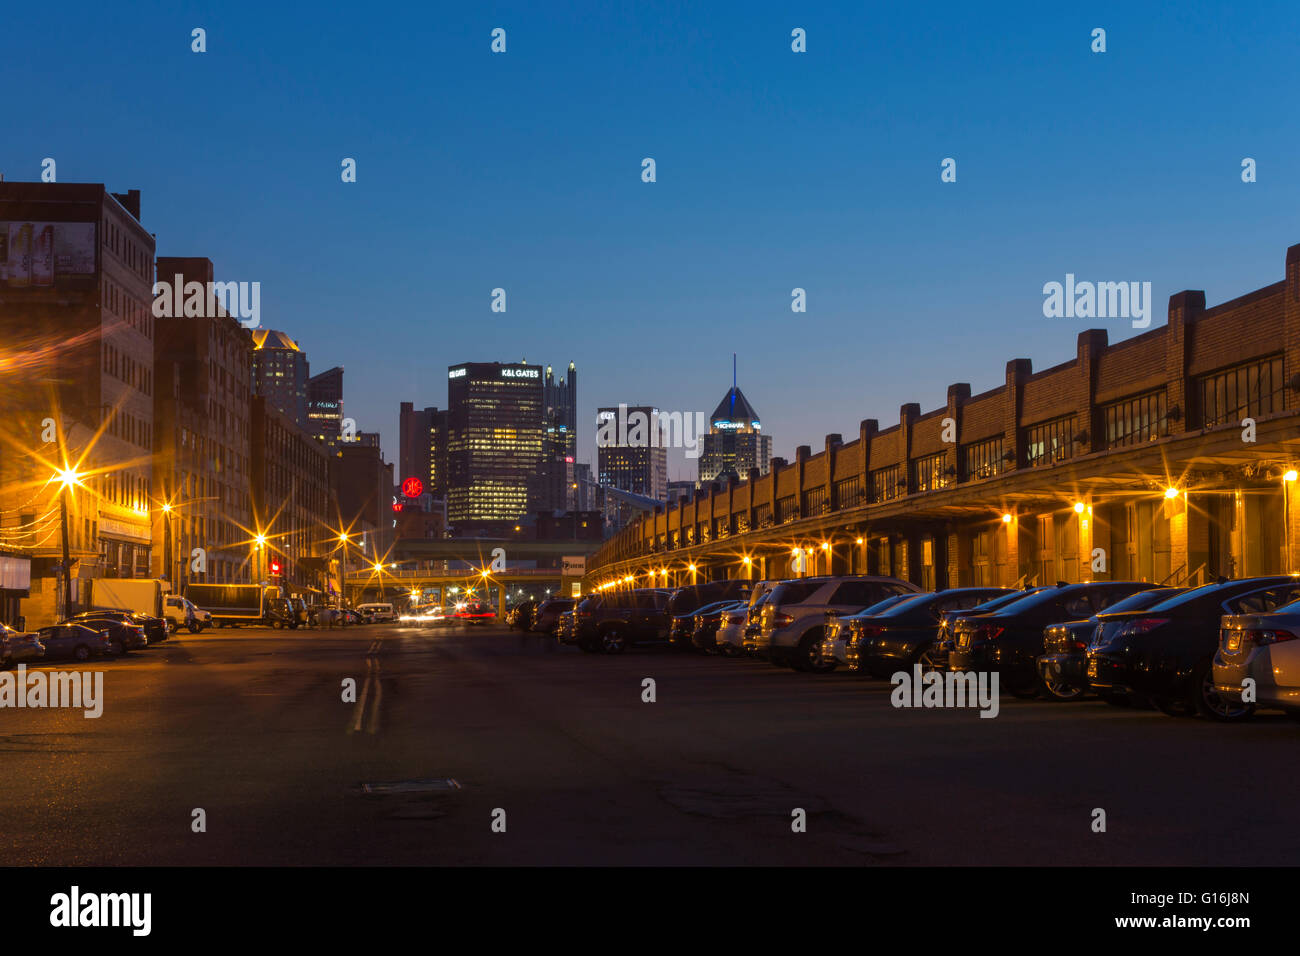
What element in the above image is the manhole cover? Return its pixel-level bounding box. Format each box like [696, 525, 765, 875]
[360, 778, 462, 795]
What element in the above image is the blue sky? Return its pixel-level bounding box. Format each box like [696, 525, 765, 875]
[4, 1, 1297, 480]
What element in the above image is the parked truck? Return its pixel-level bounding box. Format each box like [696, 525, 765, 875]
[90, 578, 205, 635]
[185, 583, 294, 628]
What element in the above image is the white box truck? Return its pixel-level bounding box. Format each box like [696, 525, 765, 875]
[91, 578, 205, 634]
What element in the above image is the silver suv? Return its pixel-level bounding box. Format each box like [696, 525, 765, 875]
[758, 575, 920, 671]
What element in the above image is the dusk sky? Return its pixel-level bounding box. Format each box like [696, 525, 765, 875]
[4, 0, 1298, 480]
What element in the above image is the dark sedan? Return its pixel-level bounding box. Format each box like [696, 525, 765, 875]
[849, 587, 1015, 676]
[1036, 587, 1185, 701]
[949, 581, 1160, 696]
[63, 611, 151, 655]
[928, 587, 1051, 672]
[689, 601, 747, 653]
[35, 623, 114, 662]
[1087, 576, 1300, 717]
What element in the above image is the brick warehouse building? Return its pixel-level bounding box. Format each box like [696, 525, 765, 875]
[586, 243, 1300, 593]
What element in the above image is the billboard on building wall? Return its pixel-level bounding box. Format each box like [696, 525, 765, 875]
[0, 221, 96, 287]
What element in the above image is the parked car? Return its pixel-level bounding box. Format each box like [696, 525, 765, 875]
[63, 610, 152, 654]
[532, 598, 575, 636]
[948, 581, 1160, 696]
[690, 600, 748, 653]
[846, 588, 1015, 675]
[34, 622, 114, 661]
[573, 588, 673, 654]
[715, 603, 752, 656]
[507, 600, 539, 630]
[756, 575, 921, 671]
[821, 593, 926, 667]
[1215, 596, 1300, 719]
[740, 591, 775, 656]
[665, 581, 752, 647]
[1, 623, 44, 669]
[555, 607, 579, 645]
[929, 587, 1051, 672]
[1036, 587, 1185, 700]
[1087, 576, 1300, 718]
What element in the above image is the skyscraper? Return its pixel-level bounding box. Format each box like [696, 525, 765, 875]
[596, 405, 668, 500]
[698, 363, 772, 483]
[446, 361, 544, 535]
[535, 361, 578, 514]
[250, 329, 310, 428]
[399, 402, 449, 501]
[307, 366, 344, 449]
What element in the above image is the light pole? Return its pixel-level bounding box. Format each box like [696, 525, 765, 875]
[162, 501, 173, 585]
[337, 533, 349, 608]
[254, 533, 266, 584]
[55, 467, 82, 618]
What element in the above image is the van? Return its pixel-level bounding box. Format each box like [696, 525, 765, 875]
[356, 603, 395, 623]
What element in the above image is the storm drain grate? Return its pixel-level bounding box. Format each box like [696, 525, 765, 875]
[360, 778, 462, 795]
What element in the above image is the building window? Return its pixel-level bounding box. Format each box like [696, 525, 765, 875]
[1101, 388, 1167, 448]
[754, 503, 773, 529]
[776, 495, 798, 524]
[1195, 354, 1284, 428]
[961, 436, 1004, 481]
[871, 465, 903, 502]
[802, 486, 827, 517]
[835, 475, 863, 510]
[1024, 415, 1076, 467]
[912, 451, 951, 492]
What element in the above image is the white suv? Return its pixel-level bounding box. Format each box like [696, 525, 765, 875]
[758, 575, 920, 671]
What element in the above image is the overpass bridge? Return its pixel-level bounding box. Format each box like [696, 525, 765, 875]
[343, 566, 579, 616]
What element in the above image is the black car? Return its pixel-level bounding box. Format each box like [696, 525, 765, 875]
[1037, 587, 1185, 701]
[507, 600, 539, 630]
[928, 587, 1050, 672]
[948, 581, 1159, 696]
[64, 610, 153, 654]
[1086, 576, 1300, 717]
[264, 597, 299, 629]
[689, 600, 746, 653]
[665, 581, 751, 647]
[850, 587, 1014, 676]
[573, 588, 672, 654]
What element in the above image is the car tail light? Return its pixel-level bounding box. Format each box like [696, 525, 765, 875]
[1248, 628, 1300, 646]
[973, 624, 1004, 642]
[1119, 617, 1170, 637]
[772, 612, 794, 627]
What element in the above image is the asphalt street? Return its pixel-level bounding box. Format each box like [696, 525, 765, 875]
[1, 621, 1294, 866]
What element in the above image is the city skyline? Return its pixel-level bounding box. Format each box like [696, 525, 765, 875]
[5, 1, 1297, 478]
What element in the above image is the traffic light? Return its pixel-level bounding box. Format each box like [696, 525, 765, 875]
[269, 559, 282, 576]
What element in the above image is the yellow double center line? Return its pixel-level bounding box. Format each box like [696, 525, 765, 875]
[348, 639, 384, 734]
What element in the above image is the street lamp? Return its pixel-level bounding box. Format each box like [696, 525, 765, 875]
[55, 466, 82, 617]
[254, 533, 267, 583]
[161, 501, 173, 586]
[337, 533, 350, 607]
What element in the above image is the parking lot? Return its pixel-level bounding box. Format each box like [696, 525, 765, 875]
[1, 620, 1294, 866]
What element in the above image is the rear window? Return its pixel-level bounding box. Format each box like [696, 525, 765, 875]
[828, 580, 905, 607]
[1099, 588, 1181, 615]
[1225, 584, 1300, 614]
[769, 581, 824, 606]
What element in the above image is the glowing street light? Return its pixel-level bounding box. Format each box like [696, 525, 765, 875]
[1073, 502, 1085, 514]
[54, 466, 83, 616]
[1164, 486, 1180, 499]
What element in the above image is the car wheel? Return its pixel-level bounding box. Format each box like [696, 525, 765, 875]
[1153, 693, 1195, 717]
[188, 624, 200, 634]
[1193, 660, 1254, 721]
[74, 644, 91, 662]
[795, 631, 835, 672]
[1039, 673, 1084, 701]
[599, 627, 627, 655]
